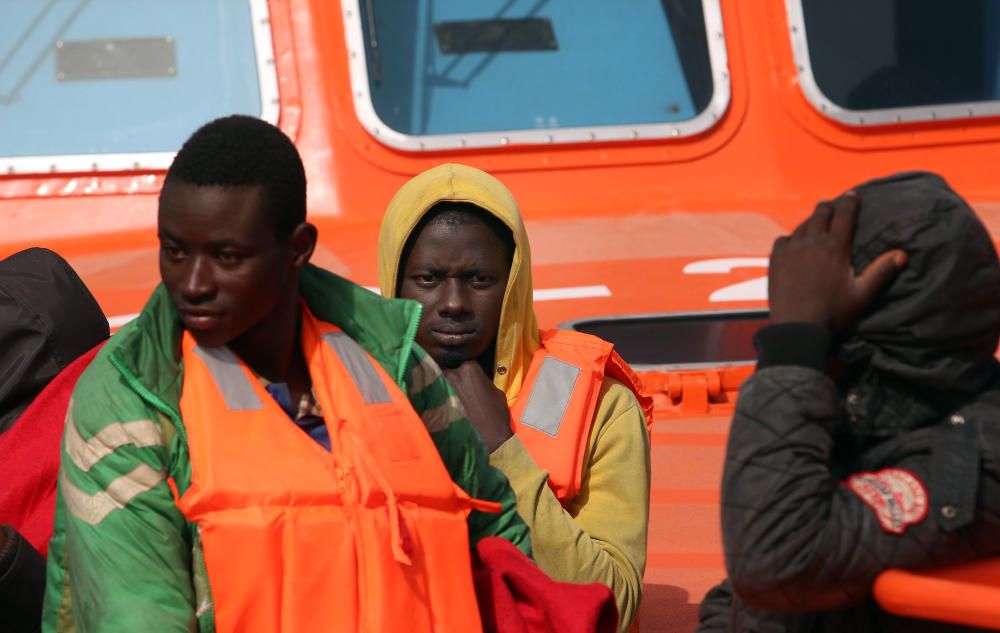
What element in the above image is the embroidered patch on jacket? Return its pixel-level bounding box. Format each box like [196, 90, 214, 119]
[845, 468, 929, 535]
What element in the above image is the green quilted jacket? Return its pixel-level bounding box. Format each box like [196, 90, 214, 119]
[43, 265, 530, 632]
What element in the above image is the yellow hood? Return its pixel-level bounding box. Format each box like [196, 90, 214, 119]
[378, 164, 540, 402]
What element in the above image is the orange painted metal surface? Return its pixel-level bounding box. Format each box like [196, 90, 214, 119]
[635, 365, 751, 632]
[874, 558, 1000, 630]
[4, 2, 1000, 631]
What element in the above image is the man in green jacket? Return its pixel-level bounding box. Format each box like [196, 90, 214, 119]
[43, 115, 529, 632]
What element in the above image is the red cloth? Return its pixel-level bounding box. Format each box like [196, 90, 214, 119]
[0, 343, 102, 557]
[473, 536, 619, 633]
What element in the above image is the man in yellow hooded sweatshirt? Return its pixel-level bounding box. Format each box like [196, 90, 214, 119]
[378, 164, 653, 632]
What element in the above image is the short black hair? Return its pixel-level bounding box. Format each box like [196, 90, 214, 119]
[398, 201, 515, 293]
[163, 115, 306, 238]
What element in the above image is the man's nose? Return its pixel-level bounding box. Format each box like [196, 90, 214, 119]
[180, 256, 216, 303]
[440, 278, 470, 316]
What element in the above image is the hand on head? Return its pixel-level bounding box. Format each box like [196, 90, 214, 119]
[768, 193, 907, 333]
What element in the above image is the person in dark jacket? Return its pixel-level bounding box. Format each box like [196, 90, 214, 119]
[0, 248, 109, 633]
[698, 172, 1000, 633]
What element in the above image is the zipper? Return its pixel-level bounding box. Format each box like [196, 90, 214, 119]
[396, 301, 422, 388]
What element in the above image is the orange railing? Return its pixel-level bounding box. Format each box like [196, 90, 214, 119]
[874, 558, 1000, 630]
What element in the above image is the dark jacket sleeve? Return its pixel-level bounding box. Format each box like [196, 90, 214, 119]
[696, 580, 733, 633]
[0, 524, 45, 633]
[721, 325, 1000, 613]
[697, 579, 830, 633]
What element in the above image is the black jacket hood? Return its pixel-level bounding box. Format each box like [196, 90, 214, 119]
[839, 171, 1000, 438]
[0, 248, 108, 435]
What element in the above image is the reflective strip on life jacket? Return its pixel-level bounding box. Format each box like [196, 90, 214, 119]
[520, 357, 582, 437]
[511, 329, 652, 502]
[192, 345, 263, 411]
[176, 305, 483, 633]
[321, 331, 391, 404]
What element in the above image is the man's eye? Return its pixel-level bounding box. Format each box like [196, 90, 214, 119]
[218, 252, 245, 265]
[415, 274, 438, 286]
[471, 275, 494, 286]
[161, 245, 184, 260]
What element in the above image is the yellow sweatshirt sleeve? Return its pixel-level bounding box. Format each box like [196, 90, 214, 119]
[489, 377, 651, 632]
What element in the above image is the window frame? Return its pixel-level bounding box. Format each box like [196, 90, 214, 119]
[340, 0, 732, 151]
[785, 0, 1000, 127]
[0, 0, 280, 176]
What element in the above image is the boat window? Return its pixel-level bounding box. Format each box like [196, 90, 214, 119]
[0, 0, 277, 174]
[562, 310, 767, 370]
[789, 0, 1000, 125]
[344, 0, 730, 150]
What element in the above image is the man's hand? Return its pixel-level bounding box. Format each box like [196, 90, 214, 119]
[768, 193, 907, 333]
[444, 361, 514, 453]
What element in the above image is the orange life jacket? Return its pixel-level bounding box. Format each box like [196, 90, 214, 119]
[509, 329, 654, 502]
[175, 306, 486, 633]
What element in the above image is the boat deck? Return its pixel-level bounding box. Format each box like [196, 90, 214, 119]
[639, 414, 729, 632]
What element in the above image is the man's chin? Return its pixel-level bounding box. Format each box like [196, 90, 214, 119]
[434, 348, 474, 370]
[185, 327, 236, 349]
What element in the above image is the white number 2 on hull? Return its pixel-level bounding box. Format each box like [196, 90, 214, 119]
[683, 258, 769, 303]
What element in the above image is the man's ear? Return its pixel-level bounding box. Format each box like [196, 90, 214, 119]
[288, 222, 318, 270]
